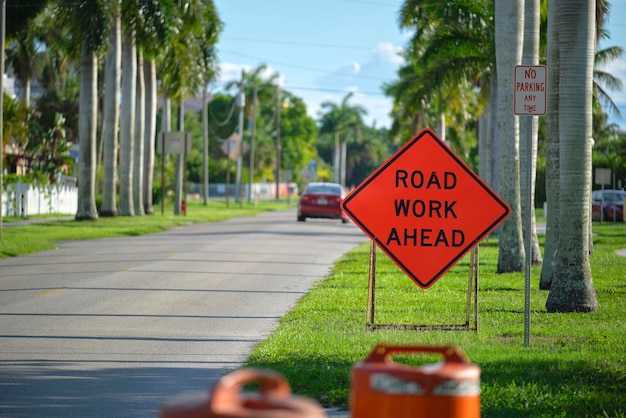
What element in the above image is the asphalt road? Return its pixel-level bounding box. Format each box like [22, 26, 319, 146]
[0, 209, 365, 417]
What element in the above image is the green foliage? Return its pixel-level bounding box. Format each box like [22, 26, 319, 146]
[2, 94, 32, 148]
[3, 172, 47, 185]
[5, 0, 50, 39]
[592, 115, 626, 189]
[2, 91, 74, 184]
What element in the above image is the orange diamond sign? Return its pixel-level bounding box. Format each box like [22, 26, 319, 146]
[341, 128, 511, 289]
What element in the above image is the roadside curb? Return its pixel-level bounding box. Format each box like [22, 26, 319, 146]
[325, 409, 350, 417]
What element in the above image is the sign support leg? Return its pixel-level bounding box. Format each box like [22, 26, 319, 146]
[464, 246, 479, 331]
[366, 240, 376, 328]
[471, 246, 479, 332]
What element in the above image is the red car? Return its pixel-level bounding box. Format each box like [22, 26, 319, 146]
[297, 182, 349, 223]
[591, 189, 625, 222]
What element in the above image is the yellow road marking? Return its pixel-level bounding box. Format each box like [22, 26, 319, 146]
[36, 288, 65, 297]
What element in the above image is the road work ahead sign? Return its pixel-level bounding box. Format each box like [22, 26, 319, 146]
[514, 65, 547, 115]
[341, 128, 511, 289]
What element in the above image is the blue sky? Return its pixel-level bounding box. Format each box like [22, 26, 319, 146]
[212, 0, 626, 131]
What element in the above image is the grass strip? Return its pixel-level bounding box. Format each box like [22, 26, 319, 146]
[244, 223, 626, 417]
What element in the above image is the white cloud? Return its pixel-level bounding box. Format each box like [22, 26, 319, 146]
[215, 62, 285, 88]
[373, 42, 405, 65]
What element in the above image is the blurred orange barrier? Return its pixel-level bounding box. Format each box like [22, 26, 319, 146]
[351, 344, 481, 418]
[160, 368, 327, 418]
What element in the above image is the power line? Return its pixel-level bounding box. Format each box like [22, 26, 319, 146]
[210, 80, 388, 97]
[219, 49, 393, 81]
[307, 0, 399, 7]
[222, 36, 375, 52]
[286, 85, 387, 96]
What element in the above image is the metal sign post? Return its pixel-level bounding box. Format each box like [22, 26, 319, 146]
[514, 65, 547, 347]
[158, 131, 192, 215]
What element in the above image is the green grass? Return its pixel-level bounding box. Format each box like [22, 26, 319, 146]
[244, 222, 626, 417]
[0, 199, 292, 258]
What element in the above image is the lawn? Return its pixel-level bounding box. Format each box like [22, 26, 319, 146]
[244, 222, 626, 417]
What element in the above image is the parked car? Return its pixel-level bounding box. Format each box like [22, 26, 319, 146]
[297, 182, 349, 223]
[591, 189, 625, 222]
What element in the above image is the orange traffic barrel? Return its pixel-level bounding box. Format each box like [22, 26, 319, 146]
[160, 368, 328, 418]
[351, 344, 481, 418]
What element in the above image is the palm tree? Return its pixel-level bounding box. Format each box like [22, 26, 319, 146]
[135, 0, 182, 215]
[118, 0, 175, 217]
[5, 28, 37, 106]
[233, 65, 280, 192]
[541, 0, 620, 292]
[545, 0, 598, 312]
[495, 0, 525, 273]
[56, 0, 110, 221]
[393, 0, 500, 207]
[395, 0, 494, 139]
[593, 45, 624, 116]
[318, 92, 366, 186]
[157, 0, 221, 214]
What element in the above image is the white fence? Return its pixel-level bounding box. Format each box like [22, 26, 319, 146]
[2, 183, 78, 217]
[0, 181, 297, 217]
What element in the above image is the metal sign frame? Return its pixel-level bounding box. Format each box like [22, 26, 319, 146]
[365, 241, 479, 332]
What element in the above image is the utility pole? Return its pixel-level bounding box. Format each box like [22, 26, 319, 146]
[275, 86, 281, 200]
[247, 84, 257, 203]
[202, 85, 209, 205]
[235, 70, 245, 204]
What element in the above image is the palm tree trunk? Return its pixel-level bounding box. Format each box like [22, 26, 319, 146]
[133, 50, 145, 216]
[520, 0, 543, 265]
[546, 0, 598, 313]
[100, 6, 121, 217]
[540, 0, 561, 290]
[75, 41, 98, 221]
[118, 31, 136, 216]
[495, 0, 525, 273]
[20, 79, 30, 107]
[143, 58, 157, 214]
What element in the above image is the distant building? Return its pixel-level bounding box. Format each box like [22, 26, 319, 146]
[2, 73, 17, 98]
